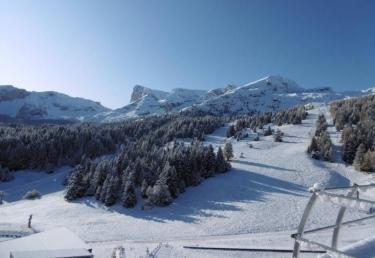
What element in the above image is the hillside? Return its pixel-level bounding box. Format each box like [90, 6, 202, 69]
[1, 104, 374, 257]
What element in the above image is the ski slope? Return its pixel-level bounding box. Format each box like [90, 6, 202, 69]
[0, 105, 374, 257]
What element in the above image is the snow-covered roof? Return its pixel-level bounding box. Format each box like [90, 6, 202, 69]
[10, 248, 93, 258]
[0, 227, 91, 258]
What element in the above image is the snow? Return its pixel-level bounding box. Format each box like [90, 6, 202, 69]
[10, 249, 93, 258]
[89, 75, 372, 122]
[0, 105, 374, 257]
[1, 76, 373, 122]
[0, 167, 71, 203]
[309, 182, 325, 192]
[0, 85, 109, 121]
[343, 235, 375, 258]
[0, 227, 91, 257]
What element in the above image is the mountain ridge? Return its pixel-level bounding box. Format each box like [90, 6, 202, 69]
[1, 75, 373, 123]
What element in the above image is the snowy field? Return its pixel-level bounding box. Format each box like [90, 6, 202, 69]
[0, 105, 374, 257]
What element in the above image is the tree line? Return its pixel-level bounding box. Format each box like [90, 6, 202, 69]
[330, 95, 375, 172]
[0, 112, 224, 172]
[226, 106, 307, 138]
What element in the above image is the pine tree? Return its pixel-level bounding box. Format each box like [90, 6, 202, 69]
[159, 162, 180, 198]
[354, 143, 366, 171]
[147, 183, 172, 207]
[64, 165, 88, 201]
[215, 147, 226, 173]
[274, 129, 283, 142]
[202, 145, 216, 178]
[104, 174, 120, 206]
[343, 135, 358, 164]
[100, 174, 110, 202]
[264, 126, 272, 136]
[315, 114, 328, 136]
[141, 179, 148, 198]
[122, 173, 137, 208]
[360, 150, 373, 172]
[223, 142, 234, 161]
[226, 125, 235, 138]
[307, 137, 319, 154]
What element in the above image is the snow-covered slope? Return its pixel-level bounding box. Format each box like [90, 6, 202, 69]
[0, 85, 110, 122]
[100, 76, 365, 121]
[1, 105, 374, 257]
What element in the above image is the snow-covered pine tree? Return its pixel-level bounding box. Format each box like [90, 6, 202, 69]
[141, 179, 148, 198]
[264, 126, 272, 136]
[147, 183, 172, 207]
[360, 150, 373, 172]
[342, 134, 358, 164]
[224, 142, 234, 161]
[104, 174, 120, 206]
[65, 165, 88, 201]
[354, 143, 366, 171]
[307, 137, 319, 154]
[215, 147, 226, 173]
[202, 145, 216, 178]
[159, 162, 180, 198]
[274, 129, 283, 142]
[226, 125, 235, 138]
[122, 173, 137, 208]
[315, 114, 328, 136]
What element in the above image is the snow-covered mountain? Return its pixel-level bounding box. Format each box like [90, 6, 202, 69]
[0, 85, 109, 122]
[1, 76, 372, 123]
[100, 75, 365, 122]
[191, 76, 361, 115]
[98, 86, 208, 122]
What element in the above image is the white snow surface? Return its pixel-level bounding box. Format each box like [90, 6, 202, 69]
[0, 105, 374, 257]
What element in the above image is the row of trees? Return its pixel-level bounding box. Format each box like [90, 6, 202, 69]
[331, 95, 375, 172]
[226, 106, 307, 138]
[0, 111, 224, 171]
[307, 114, 333, 161]
[65, 141, 232, 208]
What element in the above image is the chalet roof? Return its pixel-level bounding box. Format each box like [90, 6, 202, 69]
[0, 227, 91, 258]
[11, 248, 93, 258]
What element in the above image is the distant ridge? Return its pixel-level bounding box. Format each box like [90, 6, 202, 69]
[1, 76, 372, 123]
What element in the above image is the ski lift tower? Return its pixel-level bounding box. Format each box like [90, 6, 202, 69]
[291, 183, 375, 258]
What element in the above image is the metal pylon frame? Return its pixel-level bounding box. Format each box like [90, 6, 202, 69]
[291, 183, 375, 258]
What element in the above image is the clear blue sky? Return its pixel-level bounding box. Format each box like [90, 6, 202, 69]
[0, 0, 374, 109]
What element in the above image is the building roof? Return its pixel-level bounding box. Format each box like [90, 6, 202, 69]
[11, 248, 93, 258]
[0, 227, 91, 258]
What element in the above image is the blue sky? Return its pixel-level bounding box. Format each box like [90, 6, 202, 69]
[0, 0, 374, 109]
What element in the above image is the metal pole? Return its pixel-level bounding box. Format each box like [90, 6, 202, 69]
[28, 214, 33, 228]
[0, 191, 3, 205]
[331, 185, 358, 249]
[292, 192, 318, 258]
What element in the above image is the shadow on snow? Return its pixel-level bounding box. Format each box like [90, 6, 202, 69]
[78, 167, 306, 224]
[231, 160, 296, 172]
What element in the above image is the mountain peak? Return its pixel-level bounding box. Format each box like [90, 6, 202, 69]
[243, 75, 304, 93]
[130, 85, 168, 103]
